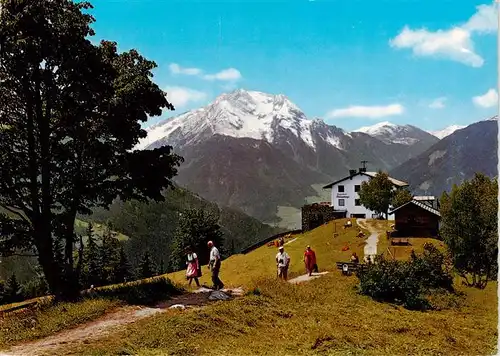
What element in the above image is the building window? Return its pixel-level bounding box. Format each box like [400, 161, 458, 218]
[355, 199, 361, 206]
[338, 199, 345, 207]
[338, 185, 345, 193]
[354, 185, 360, 192]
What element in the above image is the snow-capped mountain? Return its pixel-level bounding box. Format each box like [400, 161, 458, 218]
[353, 121, 438, 146]
[139, 89, 439, 223]
[137, 89, 345, 152]
[428, 125, 466, 139]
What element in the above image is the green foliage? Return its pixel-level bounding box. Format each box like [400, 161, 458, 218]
[357, 243, 454, 310]
[113, 247, 133, 283]
[391, 188, 413, 209]
[0, 0, 182, 300]
[5, 274, 22, 303]
[21, 276, 48, 301]
[170, 208, 225, 271]
[138, 251, 156, 279]
[439, 173, 498, 289]
[81, 222, 103, 288]
[358, 171, 395, 218]
[84, 186, 281, 273]
[83, 277, 182, 306]
[100, 227, 121, 284]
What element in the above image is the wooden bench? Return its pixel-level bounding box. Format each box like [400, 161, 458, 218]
[336, 262, 367, 276]
[391, 238, 410, 246]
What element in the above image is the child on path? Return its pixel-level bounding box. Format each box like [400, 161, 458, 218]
[185, 246, 201, 287]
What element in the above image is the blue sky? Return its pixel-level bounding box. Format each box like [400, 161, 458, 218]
[90, 0, 498, 131]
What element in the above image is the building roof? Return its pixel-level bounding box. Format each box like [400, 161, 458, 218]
[323, 171, 409, 189]
[389, 199, 441, 217]
[413, 196, 436, 201]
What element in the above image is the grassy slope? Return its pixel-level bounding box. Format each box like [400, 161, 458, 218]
[0, 299, 120, 349]
[61, 219, 497, 356]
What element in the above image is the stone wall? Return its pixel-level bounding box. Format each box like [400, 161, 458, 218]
[301, 203, 346, 232]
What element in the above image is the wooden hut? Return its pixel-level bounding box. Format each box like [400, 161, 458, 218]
[389, 200, 441, 237]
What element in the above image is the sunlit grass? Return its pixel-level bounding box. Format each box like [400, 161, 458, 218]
[0, 298, 120, 349]
[60, 219, 497, 355]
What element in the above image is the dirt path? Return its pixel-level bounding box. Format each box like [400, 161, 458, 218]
[356, 219, 380, 262]
[0, 288, 243, 356]
[288, 272, 329, 284]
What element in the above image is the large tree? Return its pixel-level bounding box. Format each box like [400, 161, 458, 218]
[391, 188, 413, 209]
[170, 208, 224, 271]
[0, 0, 182, 299]
[358, 171, 395, 218]
[439, 173, 498, 289]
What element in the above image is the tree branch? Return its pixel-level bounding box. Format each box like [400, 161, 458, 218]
[0, 204, 31, 225]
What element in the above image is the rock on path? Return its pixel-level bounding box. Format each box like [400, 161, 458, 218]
[288, 272, 329, 284]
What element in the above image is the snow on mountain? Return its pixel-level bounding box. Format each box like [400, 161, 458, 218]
[136, 89, 346, 151]
[428, 125, 466, 139]
[354, 121, 398, 136]
[353, 121, 425, 145]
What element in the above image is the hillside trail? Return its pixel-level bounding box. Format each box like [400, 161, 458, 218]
[356, 219, 382, 261]
[0, 287, 244, 356]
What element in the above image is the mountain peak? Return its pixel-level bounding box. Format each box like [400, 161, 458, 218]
[352, 121, 437, 146]
[353, 121, 399, 135]
[428, 124, 466, 139]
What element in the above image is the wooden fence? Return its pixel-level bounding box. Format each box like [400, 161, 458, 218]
[239, 229, 302, 255]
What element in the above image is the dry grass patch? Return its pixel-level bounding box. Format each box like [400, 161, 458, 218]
[0, 298, 120, 349]
[58, 219, 497, 355]
[61, 276, 497, 356]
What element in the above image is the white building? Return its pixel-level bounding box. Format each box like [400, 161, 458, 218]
[322, 168, 409, 219]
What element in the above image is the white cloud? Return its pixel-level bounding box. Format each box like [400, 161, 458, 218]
[472, 88, 498, 108]
[429, 97, 447, 109]
[164, 86, 207, 109]
[203, 68, 242, 82]
[462, 3, 497, 33]
[169, 63, 202, 76]
[326, 104, 405, 119]
[390, 3, 497, 67]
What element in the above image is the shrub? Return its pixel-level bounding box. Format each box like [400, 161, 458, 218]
[357, 244, 454, 311]
[83, 276, 183, 305]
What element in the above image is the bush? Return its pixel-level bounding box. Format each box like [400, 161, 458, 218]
[357, 243, 454, 310]
[83, 276, 183, 305]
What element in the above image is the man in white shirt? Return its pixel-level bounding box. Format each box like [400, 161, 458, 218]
[207, 241, 224, 290]
[276, 246, 290, 280]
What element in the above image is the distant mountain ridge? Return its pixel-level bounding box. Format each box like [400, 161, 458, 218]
[137, 89, 460, 223]
[428, 125, 466, 139]
[390, 117, 498, 197]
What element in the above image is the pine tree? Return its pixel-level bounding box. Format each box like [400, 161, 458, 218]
[170, 208, 224, 271]
[113, 247, 133, 283]
[100, 225, 121, 284]
[5, 274, 22, 303]
[83, 223, 103, 287]
[158, 258, 164, 275]
[138, 251, 156, 279]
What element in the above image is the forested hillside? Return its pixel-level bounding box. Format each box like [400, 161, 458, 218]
[81, 186, 283, 270]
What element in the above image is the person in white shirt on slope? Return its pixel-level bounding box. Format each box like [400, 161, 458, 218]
[276, 246, 290, 281]
[207, 241, 224, 290]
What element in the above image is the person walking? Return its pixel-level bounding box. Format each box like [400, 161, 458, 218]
[207, 241, 224, 290]
[185, 246, 201, 287]
[276, 246, 290, 281]
[303, 245, 317, 276]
